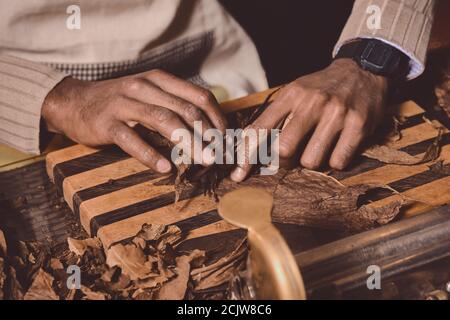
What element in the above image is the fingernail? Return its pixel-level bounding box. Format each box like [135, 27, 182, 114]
[230, 167, 246, 182]
[156, 159, 171, 173]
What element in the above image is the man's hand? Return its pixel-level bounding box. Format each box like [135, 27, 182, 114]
[231, 58, 389, 182]
[42, 69, 227, 173]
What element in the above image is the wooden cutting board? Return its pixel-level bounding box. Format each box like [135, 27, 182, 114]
[46, 90, 450, 254]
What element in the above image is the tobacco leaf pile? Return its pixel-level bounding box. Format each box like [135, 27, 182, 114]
[435, 52, 450, 117]
[1, 92, 446, 300]
[176, 107, 445, 232]
[0, 226, 247, 300]
[217, 169, 406, 231]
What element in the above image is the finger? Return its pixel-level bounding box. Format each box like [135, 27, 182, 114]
[122, 77, 214, 135]
[110, 122, 172, 173]
[300, 108, 344, 169]
[230, 100, 289, 182]
[329, 112, 366, 170]
[278, 111, 318, 159]
[144, 70, 228, 133]
[120, 101, 214, 166]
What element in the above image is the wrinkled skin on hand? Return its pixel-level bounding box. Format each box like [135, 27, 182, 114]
[231, 58, 389, 182]
[42, 69, 228, 174]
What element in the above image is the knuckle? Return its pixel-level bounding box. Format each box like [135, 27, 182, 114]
[110, 125, 127, 143]
[150, 107, 176, 123]
[348, 114, 368, 132]
[148, 69, 165, 77]
[328, 103, 347, 122]
[184, 105, 203, 122]
[122, 78, 144, 93]
[141, 147, 157, 164]
[197, 90, 216, 106]
[284, 83, 304, 98]
[313, 89, 331, 103]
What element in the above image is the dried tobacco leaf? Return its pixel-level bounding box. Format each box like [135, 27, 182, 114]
[362, 126, 443, 165]
[156, 249, 205, 300]
[217, 169, 405, 231]
[105, 243, 153, 281]
[195, 257, 246, 292]
[136, 224, 167, 241]
[49, 258, 64, 271]
[0, 229, 6, 256]
[387, 117, 403, 143]
[6, 266, 24, 300]
[132, 288, 154, 300]
[65, 289, 76, 301]
[191, 239, 247, 291]
[67, 237, 102, 256]
[435, 54, 450, 117]
[0, 257, 5, 300]
[80, 285, 107, 300]
[429, 160, 450, 175]
[106, 273, 131, 292]
[133, 275, 167, 291]
[155, 225, 183, 251]
[24, 268, 59, 300]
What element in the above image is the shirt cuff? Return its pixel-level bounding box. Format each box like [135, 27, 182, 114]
[0, 55, 69, 155]
[333, 0, 435, 80]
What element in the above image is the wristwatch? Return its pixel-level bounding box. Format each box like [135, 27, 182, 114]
[335, 39, 411, 83]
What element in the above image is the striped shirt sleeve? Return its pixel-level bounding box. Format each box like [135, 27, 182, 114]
[334, 0, 436, 80]
[0, 55, 68, 154]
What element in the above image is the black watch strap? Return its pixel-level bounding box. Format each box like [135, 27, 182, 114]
[335, 39, 410, 82]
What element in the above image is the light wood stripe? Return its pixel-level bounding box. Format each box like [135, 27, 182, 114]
[183, 220, 238, 242]
[80, 178, 172, 232]
[98, 195, 217, 248]
[220, 87, 280, 114]
[385, 121, 447, 149]
[393, 101, 425, 119]
[45, 99, 450, 251]
[46, 144, 98, 180]
[342, 144, 450, 186]
[368, 176, 450, 217]
[62, 157, 151, 209]
[82, 106, 445, 244]
[64, 105, 437, 210]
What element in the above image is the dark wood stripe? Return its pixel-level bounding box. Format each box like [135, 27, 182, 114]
[397, 111, 425, 129]
[54, 111, 429, 193]
[70, 115, 442, 215]
[173, 209, 222, 233]
[72, 170, 161, 216]
[430, 109, 450, 129]
[90, 187, 204, 236]
[331, 132, 450, 180]
[102, 209, 223, 248]
[177, 229, 246, 265]
[359, 162, 450, 203]
[53, 146, 129, 191]
[85, 132, 450, 236]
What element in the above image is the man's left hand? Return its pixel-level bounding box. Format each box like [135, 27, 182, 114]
[230, 58, 389, 182]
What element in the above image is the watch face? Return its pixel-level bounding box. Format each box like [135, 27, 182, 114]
[361, 41, 394, 73]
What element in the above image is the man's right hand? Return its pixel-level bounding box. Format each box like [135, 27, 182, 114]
[42, 69, 227, 173]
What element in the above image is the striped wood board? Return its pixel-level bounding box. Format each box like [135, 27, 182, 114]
[46, 91, 450, 257]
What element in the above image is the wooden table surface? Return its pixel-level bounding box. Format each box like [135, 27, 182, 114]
[45, 90, 450, 257]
